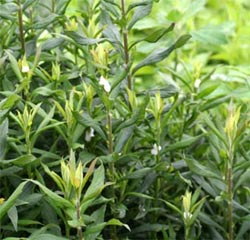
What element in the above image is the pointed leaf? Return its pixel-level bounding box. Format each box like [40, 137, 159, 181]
[128, 1, 153, 30]
[132, 34, 191, 74]
[0, 181, 27, 220]
[8, 206, 18, 231]
[164, 135, 204, 152]
[65, 31, 106, 45]
[73, 111, 106, 140]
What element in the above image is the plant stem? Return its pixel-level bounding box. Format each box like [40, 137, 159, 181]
[17, 0, 25, 54]
[121, 0, 132, 90]
[107, 108, 118, 240]
[227, 147, 233, 240]
[76, 200, 83, 240]
[228, 165, 233, 240]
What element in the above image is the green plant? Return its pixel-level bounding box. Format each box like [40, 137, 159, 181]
[1, 0, 250, 239]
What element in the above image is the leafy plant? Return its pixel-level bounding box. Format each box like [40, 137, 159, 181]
[1, 0, 250, 239]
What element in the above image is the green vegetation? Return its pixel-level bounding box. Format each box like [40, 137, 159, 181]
[0, 0, 250, 239]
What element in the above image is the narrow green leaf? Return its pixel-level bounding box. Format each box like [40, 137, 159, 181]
[29, 233, 68, 240]
[132, 34, 191, 74]
[191, 25, 229, 45]
[65, 31, 106, 45]
[164, 135, 203, 152]
[200, 95, 231, 111]
[5, 50, 23, 81]
[73, 111, 106, 140]
[125, 168, 152, 179]
[83, 164, 105, 200]
[160, 199, 182, 215]
[129, 23, 175, 49]
[29, 180, 72, 208]
[7, 206, 18, 231]
[0, 166, 22, 177]
[0, 94, 21, 110]
[107, 218, 130, 231]
[42, 163, 65, 192]
[41, 37, 65, 50]
[0, 154, 37, 167]
[0, 181, 27, 220]
[114, 126, 134, 153]
[144, 23, 175, 43]
[128, 1, 153, 30]
[236, 219, 250, 240]
[0, 119, 8, 160]
[234, 169, 250, 190]
[185, 158, 221, 179]
[196, 84, 219, 99]
[125, 192, 154, 200]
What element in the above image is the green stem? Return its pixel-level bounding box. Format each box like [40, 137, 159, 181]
[121, 0, 132, 90]
[227, 146, 234, 240]
[228, 165, 233, 240]
[185, 226, 190, 240]
[17, 0, 25, 55]
[76, 200, 83, 240]
[107, 107, 118, 240]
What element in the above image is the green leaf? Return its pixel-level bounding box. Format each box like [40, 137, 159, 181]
[191, 24, 229, 45]
[41, 37, 65, 51]
[29, 234, 68, 240]
[65, 31, 106, 45]
[124, 168, 152, 179]
[196, 84, 219, 99]
[200, 95, 231, 111]
[128, 1, 153, 30]
[0, 94, 21, 110]
[0, 166, 22, 177]
[0, 119, 8, 160]
[0, 181, 27, 220]
[73, 111, 106, 140]
[83, 164, 105, 201]
[164, 135, 204, 152]
[107, 218, 130, 231]
[8, 206, 18, 231]
[29, 180, 72, 209]
[125, 192, 154, 200]
[236, 219, 250, 240]
[114, 126, 134, 153]
[129, 23, 175, 49]
[144, 23, 175, 43]
[5, 50, 23, 81]
[199, 212, 225, 232]
[185, 158, 221, 179]
[234, 169, 250, 190]
[0, 154, 38, 167]
[132, 34, 191, 74]
[160, 199, 182, 215]
[32, 13, 59, 29]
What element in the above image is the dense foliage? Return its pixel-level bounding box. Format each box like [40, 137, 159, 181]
[0, 0, 250, 239]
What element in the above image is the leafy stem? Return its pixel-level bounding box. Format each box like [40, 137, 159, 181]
[121, 0, 132, 90]
[17, 0, 25, 54]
